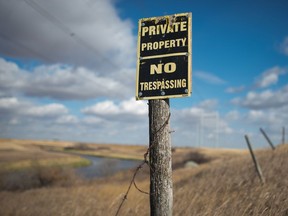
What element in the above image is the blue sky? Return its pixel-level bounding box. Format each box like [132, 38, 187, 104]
[0, 0, 287, 148]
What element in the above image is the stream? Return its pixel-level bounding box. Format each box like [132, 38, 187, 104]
[76, 155, 140, 179]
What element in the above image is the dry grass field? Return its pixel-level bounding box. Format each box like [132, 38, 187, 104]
[0, 139, 288, 215]
[0, 139, 91, 172]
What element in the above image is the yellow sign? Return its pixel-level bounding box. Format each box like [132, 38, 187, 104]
[136, 13, 192, 100]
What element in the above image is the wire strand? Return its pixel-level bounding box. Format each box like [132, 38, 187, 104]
[115, 109, 171, 216]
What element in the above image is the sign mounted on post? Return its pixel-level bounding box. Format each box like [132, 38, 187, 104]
[136, 13, 192, 100]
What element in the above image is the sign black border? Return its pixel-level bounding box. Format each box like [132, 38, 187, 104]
[136, 12, 192, 100]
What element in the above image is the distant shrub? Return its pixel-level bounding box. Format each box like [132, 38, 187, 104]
[95, 146, 110, 151]
[185, 151, 211, 164]
[0, 162, 82, 191]
[65, 143, 96, 151]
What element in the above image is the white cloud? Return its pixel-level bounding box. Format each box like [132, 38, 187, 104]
[0, 0, 149, 144]
[82, 98, 147, 116]
[0, 0, 136, 70]
[194, 71, 226, 85]
[255, 66, 287, 88]
[0, 97, 31, 116]
[82, 116, 104, 125]
[2, 95, 277, 148]
[229, 82, 288, 144]
[83, 100, 119, 115]
[231, 85, 288, 110]
[0, 58, 26, 96]
[79, 98, 149, 144]
[226, 66, 287, 95]
[0, 97, 71, 122]
[9, 118, 19, 125]
[197, 99, 218, 110]
[79, 98, 235, 147]
[246, 110, 264, 122]
[0, 97, 20, 110]
[24, 65, 131, 100]
[225, 85, 245, 93]
[24, 103, 68, 118]
[118, 98, 147, 115]
[244, 109, 285, 127]
[171, 104, 233, 147]
[174, 105, 220, 126]
[0, 58, 133, 100]
[225, 110, 240, 121]
[56, 115, 78, 124]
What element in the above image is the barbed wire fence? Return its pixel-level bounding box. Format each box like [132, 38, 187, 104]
[115, 112, 171, 216]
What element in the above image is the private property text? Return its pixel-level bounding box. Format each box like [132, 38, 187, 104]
[141, 21, 187, 52]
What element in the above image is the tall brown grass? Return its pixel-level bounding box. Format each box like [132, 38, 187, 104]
[0, 160, 82, 191]
[0, 144, 287, 215]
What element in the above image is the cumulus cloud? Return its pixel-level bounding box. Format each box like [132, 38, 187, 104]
[0, 95, 249, 147]
[82, 98, 147, 117]
[194, 71, 226, 85]
[0, 58, 26, 96]
[80, 98, 236, 146]
[79, 98, 149, 144]
[23, 103, 68, 118]
[225, 110, 240, 121]
[226, 66, 287, 94]
[173, 107, 221, 130]
[197, 99, 218, 110]
[231, 85, 288, 110]
[82, 116, 104, 125]
[23, 65, 132, 100]
[0, 0, 136, 71]
[244, 109, 286, 128]
[83, 101, 119, 115]
[0, 0, 137, 102]
[225, 85, 245, 93]
[56, 115, 79, 124]
[0, 0, 150, 144]
[0, 97, 21, 111]
[171, 104, 233, 147]
[245, 110, 266, 124]
[172, 99, 220, 129]
[0, 97, 32, 119]
[230, 83, 288, 142]
[0, 96, 73, 122]
[255, 66, 287, 88]
[0, 58, 133, 100]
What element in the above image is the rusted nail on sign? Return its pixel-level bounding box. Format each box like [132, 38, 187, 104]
[136, 13, 192, 100]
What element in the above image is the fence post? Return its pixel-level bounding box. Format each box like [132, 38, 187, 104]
[244, 135, 265, 184]
[149, 99, 173, 216]
[259, 128, 275, 150]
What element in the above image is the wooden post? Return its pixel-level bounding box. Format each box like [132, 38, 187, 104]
[259, 128, 275, 150]
[244, 135, 265, 184]
[283, 127, 285, 145]
[149, 99, 173, 216]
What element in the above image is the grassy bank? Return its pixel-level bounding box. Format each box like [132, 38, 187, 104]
[62, 149, 144, 161]
[0, 139, 92, 173]
[1, 139, 287, 215]
[0, 156, 91, 173]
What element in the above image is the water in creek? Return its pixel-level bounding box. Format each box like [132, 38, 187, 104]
[76, 155, 140, 179]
